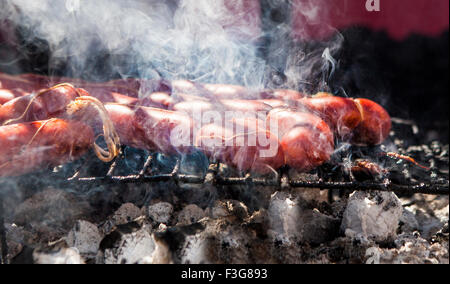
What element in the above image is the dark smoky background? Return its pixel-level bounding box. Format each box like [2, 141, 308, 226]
[260, 1, 449, 145]
[0, 0, 448, 143]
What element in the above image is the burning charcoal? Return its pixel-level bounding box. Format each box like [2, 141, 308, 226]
[112, 203, 143, 226]
[292, 188, 329, 205]
[176, 205, 205, 226]
[206, 200, 249, 221]
[225, 200, 249, 221]
[365, 233, 449, 264]
[206, 200, 232, 219]
[267, 192, 302, 244]
[179, 218, 253, 264]
[399, 209, 420, 233]
[245, 209, 270, 239]
[147, 202, 174, 225]
[267, 192, 339, 245]
[341, 191, 403, 243]
[410, 206, 449, 240]
[100, 224, 157, 264]
[402, 195, 449, 239]
[65, 220, 102, 258]
[13, 188, 92, 244]
[300, 209, 341, 245]
[432, 223, 449, 244]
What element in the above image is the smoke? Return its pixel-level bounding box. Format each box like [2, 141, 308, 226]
[0, 0, 266, 87]
[0, 0, 344, 92]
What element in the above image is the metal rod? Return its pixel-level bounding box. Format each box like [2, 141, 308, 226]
[57, 172, 449, 195]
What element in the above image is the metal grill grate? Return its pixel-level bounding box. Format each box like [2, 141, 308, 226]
[1, 119, 449, 195]
[53, 149, 447, 196]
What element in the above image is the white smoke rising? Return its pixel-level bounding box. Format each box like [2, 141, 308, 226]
[0, 0, 345, 93]
[1, 0, 267, 87]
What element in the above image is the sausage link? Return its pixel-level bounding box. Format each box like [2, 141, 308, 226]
[267, 109, 335, 171]
[195, 117, 285, 174]
[0, 119, 94, 177]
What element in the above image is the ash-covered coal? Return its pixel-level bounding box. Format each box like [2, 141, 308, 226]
[3, 181, 447, 264]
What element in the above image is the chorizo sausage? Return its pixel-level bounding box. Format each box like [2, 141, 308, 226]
[134, 106, 195, 155]
[289, 93, 391, 145]
[295, 94, 363, 140]
[0, 84, 79, 125]
[195, 117, 285, 174]
[351, 98, 392, 145]
[0, 119, 94, 177]
[267, 108, 335, 171]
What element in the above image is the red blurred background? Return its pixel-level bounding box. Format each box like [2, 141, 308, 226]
[291, 0, 449, 41]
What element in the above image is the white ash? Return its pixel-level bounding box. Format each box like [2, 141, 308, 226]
[147, 202, 174, 224]
[341, 191, 403, 243]
[33, 246, 85, 264]
[176, 204, 205, 226]
[267, 192, 340, 245]
[267, 192, 302, 244]
[365, 233, 449, 264]
[180, 234, 210, 264]
[179, 218, 252, 264]
[65, 220, 102, 258]
[138, 237, 173, 264]
[102, 225, 156, 264]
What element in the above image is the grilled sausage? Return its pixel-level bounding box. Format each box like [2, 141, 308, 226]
[0, 84, 79, 125]
[295, 94, 363, 140]
[134, 106, 195, 155]
[0, 119, 94, 177]
[267, 108, 335, 171]
[351, 98, 392, 145]
[195, 117, 285, 174]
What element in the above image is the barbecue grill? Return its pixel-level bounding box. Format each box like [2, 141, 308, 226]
[0, 0, 448, 265]
[0, 115, 448, 263]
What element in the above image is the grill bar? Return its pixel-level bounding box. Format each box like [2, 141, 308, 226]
[53, 172, 448, 195]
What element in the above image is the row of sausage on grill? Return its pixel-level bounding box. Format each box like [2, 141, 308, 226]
[0, 72, 391, 177]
